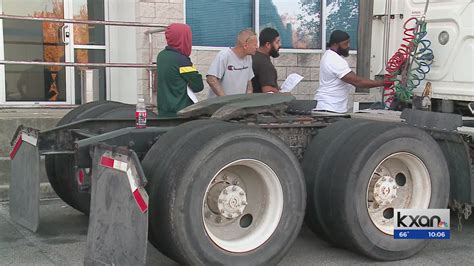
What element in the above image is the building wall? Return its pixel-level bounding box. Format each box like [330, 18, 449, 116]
[135, 0, 376, 108]
[136, 0, 183, 104]
[108, 1, 139, 104]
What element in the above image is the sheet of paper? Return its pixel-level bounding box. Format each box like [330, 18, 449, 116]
[187, 86, 198, 103]
[280, 73, 304, 93]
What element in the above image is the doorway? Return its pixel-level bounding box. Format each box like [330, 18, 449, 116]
[0, 0, 107, 105]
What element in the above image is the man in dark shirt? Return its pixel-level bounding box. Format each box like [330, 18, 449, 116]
[252, 28, 281, 93]
[156, 23, 204, 117]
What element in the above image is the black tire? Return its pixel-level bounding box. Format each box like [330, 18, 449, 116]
[58, 101, 127, 125]
[45, 101, 157, 214]
[143, 121, 306, 265]
[141, 119, 220, 190]
[142, 119, 226, 260]
[305, 120, 449, 260]
[302, 119, 377, 243]
[47, 154, 93, 213]
[45, 101, 127, 213]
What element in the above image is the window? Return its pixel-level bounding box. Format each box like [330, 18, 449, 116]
[186, 0, 359, 51]
[260, 0, 322, 49]
[186, 0, 254, 47]
[1, 0, 107, 104]
[326, 0, 359, 50]
[2, 0, 67, 102]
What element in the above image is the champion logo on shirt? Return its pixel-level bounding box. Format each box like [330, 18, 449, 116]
[227, 65, 249, 71]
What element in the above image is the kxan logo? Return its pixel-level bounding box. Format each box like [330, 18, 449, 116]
[397, 213, 449, 228]
[394, 209, 450, 239]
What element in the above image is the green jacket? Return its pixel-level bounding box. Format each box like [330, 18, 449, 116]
[156, 47, 204, 117]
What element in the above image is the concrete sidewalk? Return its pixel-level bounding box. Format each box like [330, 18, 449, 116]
[1, 198, 474, 265]
[0, 199, 175, 265]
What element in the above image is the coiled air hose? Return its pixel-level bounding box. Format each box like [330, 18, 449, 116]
[383, 17, 434, 108]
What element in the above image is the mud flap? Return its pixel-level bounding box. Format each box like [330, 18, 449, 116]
[84, 144, 149, 266]
[431, 131, 474, 205]
[9, 127, 40, 232]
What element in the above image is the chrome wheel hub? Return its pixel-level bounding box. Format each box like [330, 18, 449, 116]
[373, 175, 398, 206]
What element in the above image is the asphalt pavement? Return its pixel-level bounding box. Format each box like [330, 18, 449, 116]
[1, 199, 474, 265]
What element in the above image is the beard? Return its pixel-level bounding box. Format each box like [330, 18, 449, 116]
[270, 44, 280, 58]
[337, 47, 350, 57]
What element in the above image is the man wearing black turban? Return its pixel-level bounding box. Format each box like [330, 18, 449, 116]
[314, 30, 384, 113]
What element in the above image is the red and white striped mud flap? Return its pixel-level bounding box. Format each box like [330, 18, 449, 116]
[9, 126, 40, 232]
[84, 144, 148, 266]
[98, 155, 149, 213]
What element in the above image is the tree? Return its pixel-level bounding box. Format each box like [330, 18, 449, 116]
[326, 0, 359, 48]
[297, 0, 359, 49]
[297, 0, 322, 49]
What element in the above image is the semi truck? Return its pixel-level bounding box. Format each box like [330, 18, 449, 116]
[8, 0, 474, 264]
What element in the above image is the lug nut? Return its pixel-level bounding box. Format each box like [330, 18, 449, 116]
[218, 199, 223, 204]
[216, 216, 222, 223]
[234, 180, 239, 185]
[239, 192, 245, 196]
[393, 185, 397, 189]
[223, 189, 228, 195]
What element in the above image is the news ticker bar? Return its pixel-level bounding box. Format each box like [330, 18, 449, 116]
[394, 229, 450, 239]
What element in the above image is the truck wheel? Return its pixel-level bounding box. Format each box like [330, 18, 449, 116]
[45, 101, 156, 214]
[302, 119, 375, 243]
[56, 101, 126, 125]
[46, 101, 127, 213]
[306, 121, 449, 260]
[143, 121, 306, 265]
[142, 119, 235, 260]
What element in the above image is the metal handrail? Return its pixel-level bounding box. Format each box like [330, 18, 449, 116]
[0, 60, 155, 69]
[0, 14, 168, 103]
[0, 14, 167, 28]
[145, 31, 167, 101]
[0, 14, 163, 70]
[144, 28, 167, 35]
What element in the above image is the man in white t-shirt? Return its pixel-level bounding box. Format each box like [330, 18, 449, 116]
[206, 29, 257, 98]
[315, 30, 384, 113]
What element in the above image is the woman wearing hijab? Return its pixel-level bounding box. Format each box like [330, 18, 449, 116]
[156, 23, 204, 117]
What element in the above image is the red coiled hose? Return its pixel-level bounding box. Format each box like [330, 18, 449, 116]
[383, 17, 418, 107]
